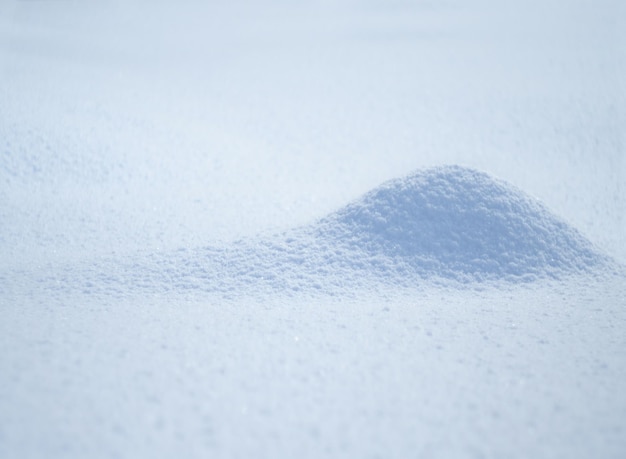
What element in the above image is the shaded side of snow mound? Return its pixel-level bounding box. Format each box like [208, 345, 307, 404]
[311, 166, 606, 281]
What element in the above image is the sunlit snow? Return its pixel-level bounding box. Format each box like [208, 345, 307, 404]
[1, 0, 625, 458]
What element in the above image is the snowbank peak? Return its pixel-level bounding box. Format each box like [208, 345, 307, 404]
[314, 166, 604, 280]
[20, 166, 612, 299]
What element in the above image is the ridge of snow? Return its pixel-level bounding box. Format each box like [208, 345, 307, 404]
[15, 166, 613, 300]
[313, 165, 606, 281]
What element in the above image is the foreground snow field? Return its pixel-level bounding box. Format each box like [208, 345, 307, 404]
[1, 0, 625, 458]
[1, 278, 625, 459]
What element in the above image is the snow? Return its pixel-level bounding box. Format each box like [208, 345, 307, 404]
[318, 166, 609, 280]
[1, 0, 625, 458]
[2, 281, 626, 458]
[6, 165, 616, 299]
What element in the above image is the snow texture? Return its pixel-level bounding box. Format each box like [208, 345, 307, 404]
[11, 166, 612, 301]
[315, 165, 606, 281]
[1, 0, 625, 458]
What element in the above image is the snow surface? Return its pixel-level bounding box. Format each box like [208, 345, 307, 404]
[8, 165, 616, 301]
[1, 0, 626, 458]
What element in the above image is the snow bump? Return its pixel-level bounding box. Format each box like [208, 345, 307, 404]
[19, 166, 612, 298]
[311, 165, 605, 282]
[143, 166, 609, 293]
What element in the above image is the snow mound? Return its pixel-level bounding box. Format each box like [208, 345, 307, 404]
[15, 166, 611, 299]
[139, 167, 610, 291]
[311, 165, 605, 282]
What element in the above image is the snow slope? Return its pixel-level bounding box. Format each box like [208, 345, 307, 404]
[316, 166, 608, 280]
[1, 0, 625, 458]
[8, 165, 615, 301]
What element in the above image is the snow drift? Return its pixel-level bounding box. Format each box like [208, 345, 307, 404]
[313, 165, 605, 281]
[25, 165, 611, 299]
